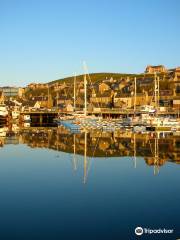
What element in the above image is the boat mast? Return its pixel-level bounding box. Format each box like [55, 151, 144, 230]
[154, 73, 158, 116]
[157, 76, 160, 116]
[48, 84, 50, 108]
[134, 77, 137, 116]
[74, 73, 76, 111]
[84, 67, 87, 116]
[154, 73, 160, 115]
[133, 133, 137, 168]
[83, 130, 87, 184]
[73, 134, 77, 171]
[154, 132, 159, 175]
[154, 73, 157, 112]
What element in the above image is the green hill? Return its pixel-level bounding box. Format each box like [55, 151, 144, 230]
[49, 72, 146, 85]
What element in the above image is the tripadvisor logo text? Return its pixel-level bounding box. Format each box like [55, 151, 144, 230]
[135, 226, 174, 236]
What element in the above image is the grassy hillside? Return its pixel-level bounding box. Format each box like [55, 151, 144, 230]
[25, 71, 173, 100]
[49, 72, 147, 85]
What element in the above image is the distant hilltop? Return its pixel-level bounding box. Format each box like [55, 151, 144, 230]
[27, 65, 180, 87]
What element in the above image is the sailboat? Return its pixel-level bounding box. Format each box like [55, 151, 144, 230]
[73, 63, 102, 121]
[138, 74, 180, 130]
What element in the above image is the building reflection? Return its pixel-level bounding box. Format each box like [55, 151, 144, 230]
[0, 124, 180, 182]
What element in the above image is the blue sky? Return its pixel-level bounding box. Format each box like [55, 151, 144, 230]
[0, 0, 180, 86]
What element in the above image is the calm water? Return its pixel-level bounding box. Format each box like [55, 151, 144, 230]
[0, 125, 180, 239]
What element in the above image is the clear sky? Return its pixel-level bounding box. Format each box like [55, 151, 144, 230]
[0, 0, 180, 86]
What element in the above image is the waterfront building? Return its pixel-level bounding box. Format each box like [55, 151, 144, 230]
[0, 86, 20, 97]
[113, 93, 132, 108]
[90, 90, 114, 107]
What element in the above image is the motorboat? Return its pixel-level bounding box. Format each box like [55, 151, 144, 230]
[152, 117, 180, 127]
[23, 115, 31, 122]
[140, 105, 156, 113]
[0, 104, 8, 118]
[23, 122, 31, 128]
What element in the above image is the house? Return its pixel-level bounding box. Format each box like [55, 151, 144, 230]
[160, 90, 173, 96]
[168, 67, 180, 81]
[173, 99, 180, 109]
[135, 94, 150, 106]
[27, 83, 48, 90]
[54, 82, 68, 91]
[57, 96, 73, 107]
[75, 97, 84, 109]
[174, 67, 180, 81]
[90, 90, 114, 107]
[0, 87, 20, 98]
[18, 88, 25, 98]
[30, 96, 53, 108]
[87, 103, 102, 113]
[113, 93, 132, 108]
[139, 78, 154, 87]
[0, 91, 4, 103]
[99, 82, 111, 94]
[145, 65, 167, 74]
[65, 103, 74, 112]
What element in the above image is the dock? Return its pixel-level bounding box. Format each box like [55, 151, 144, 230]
[20, 111, 58, 124]
[20, 108, 180, 122]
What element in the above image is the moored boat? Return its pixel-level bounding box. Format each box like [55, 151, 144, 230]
[0, 104, 8, 122]
[23, 115, 31, 122]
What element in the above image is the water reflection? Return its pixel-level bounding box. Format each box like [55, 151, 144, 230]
[0, 124, 180, 239]
[0, 124, 179, 183]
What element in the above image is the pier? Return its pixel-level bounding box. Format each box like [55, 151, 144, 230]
[19, 108, 180, 123]
[20, 111, 58, 124]
[88, 108, 180, 117]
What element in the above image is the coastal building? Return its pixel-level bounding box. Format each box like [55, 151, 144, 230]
[168, 67, 180, 81]
[113, 93, 132, 108]
[90, 90, 114, 107]
[99, 82, 111, 93]
[57, 96, 73, 108]
[53, 82, 68, 91]
[145, 65, 167, 74]
[173, 99, 180, 109]
[174, 67, 180, 81]
[0, 87, 22, 98]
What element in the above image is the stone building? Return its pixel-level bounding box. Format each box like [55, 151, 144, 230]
[27, 83, 48, 90]
[90, 90, 114, 107]
[98, 82, 111, 94]
[145, 65, 167, 74]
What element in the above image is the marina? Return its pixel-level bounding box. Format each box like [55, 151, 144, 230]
[1, 106, 180, 132]
[1, 0, 180, 239]
[0, 122, 179, 239]
[1, 67, 179, 134]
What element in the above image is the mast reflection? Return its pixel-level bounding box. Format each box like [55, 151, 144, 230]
[0, 124, 180, 182]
